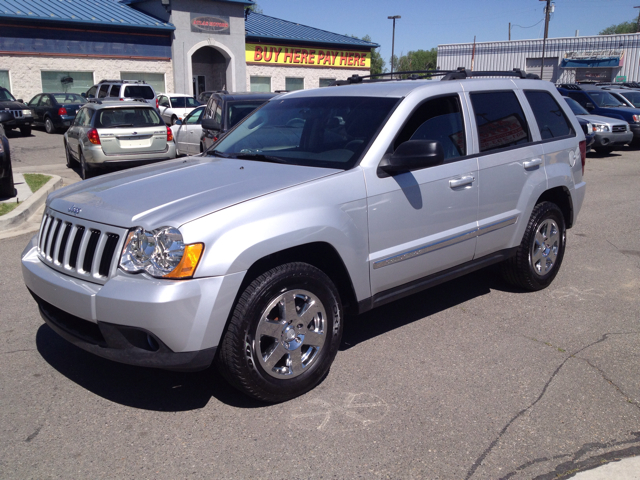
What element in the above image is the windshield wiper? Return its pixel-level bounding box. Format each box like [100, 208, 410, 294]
[231, 152, 291, 164]
[208, 149, 232, 158]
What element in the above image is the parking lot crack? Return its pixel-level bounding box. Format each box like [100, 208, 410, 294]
[578, 356, 640, 410]
[465, 333, 627, 479]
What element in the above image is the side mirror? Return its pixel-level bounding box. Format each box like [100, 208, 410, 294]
[17, 99, 23, 103]
[0, 111, 13, 123]
[175, 119, 183, 125]
[586, 102, 595, 110]
[378, 140, 445, 175]
[202, 117, 221, 131]
[81, 92, 87, 98]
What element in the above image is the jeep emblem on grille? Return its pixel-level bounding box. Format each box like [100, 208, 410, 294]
[68, 205, 82, 216]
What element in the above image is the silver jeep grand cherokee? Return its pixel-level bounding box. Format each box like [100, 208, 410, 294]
[22, 69, 586, 402]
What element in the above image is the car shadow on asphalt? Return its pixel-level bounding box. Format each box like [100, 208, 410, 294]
[34, 266, 520, 412]
[340, 265, 520, 351]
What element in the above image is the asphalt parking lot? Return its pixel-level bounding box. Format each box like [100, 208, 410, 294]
[1, 128, 639, 479]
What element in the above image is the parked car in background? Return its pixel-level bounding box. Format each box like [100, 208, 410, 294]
[557, 84, 640, 144]
[27, 93, 86, 134]
[0, 87, 33, 136]
[64, 99, 176, 179]
[0, 111, 15, 197]
[170, 105, 205, 156]
[597, 86, 640, 108]
[85, 80, 158, 110]
[197, 90, 227, 105]
[157, 94, 200, 125]
[201, 91, 278, 151]
[576, 117, 596, 152]
[563, 96, 632, 154]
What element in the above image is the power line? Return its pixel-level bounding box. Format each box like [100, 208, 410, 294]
[511, 18, 545, 29]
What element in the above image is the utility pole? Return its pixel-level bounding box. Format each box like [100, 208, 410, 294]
[635, 6, 640, 32]
[540, 0, 551, 79]
[388, 15, 401, 79]
[509, 22, 511, 41]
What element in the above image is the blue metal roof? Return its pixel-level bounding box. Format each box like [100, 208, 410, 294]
[122, 0, 254, 5]
[245, 12, 379, 49]
[0, 0, 174, 30]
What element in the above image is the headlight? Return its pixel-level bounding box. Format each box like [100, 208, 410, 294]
[586, 122, 593, 133]
[633, 115, 640, 123]
[22, 109, 32, 116]
[592, 123, 610, 132]
[120, 226, 203, 279]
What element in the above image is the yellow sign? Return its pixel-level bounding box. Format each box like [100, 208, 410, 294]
[246, 43, 370, 68]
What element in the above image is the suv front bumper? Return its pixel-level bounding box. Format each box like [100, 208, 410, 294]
[21, 235, 244, 371]
[593, 131, 633, 148]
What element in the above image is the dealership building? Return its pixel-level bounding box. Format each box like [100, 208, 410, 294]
[437, 33, 640, 84]
[0, 0, 375, 101]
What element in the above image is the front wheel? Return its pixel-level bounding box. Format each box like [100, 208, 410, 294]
[594, 146, 614, 154]
[217, 262, 343, 403]
[19, 126, 31, 136]
[501, 201, 566, 291]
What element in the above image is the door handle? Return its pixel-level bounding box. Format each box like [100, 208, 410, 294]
[449, 175, 475, 188]
[523, 158, 542, 169]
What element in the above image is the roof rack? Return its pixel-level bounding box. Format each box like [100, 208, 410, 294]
[558, 84, 582, 90]
[622, 82, 640, 89]
[98, 79, 147, 84]
[331, 67, 540, 85]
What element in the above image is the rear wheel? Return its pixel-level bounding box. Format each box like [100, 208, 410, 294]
[64, 142, 74, 168]
[0, 138, 15, 198]
[80, 150, 93, 180]
[217, 262, 343, 403]
[501, 201, 566, 291]
[44, 117, 55, 134]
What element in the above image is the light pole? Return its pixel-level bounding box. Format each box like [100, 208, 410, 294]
[388, 15, 401, 78]
[540, 0, 551, 79]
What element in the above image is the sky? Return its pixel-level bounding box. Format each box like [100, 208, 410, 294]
[252, 0, 640, 69]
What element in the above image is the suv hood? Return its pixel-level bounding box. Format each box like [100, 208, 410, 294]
[47, 156, 340, 229]
[577, 113, 629, 127]
[0, 101, 26, 110]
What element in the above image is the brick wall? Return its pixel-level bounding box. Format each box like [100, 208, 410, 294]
[0, 55, 173, 101]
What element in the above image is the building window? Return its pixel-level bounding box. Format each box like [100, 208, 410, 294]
[41, 71, 94, 94]
[121, 72, 165, 95]
[0, 70, 9, 90]
[250, 76, 271, 92]
[285, 77, 304, 91]
[319, 78, 335, 88]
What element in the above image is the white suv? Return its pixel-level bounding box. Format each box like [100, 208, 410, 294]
[22, 69, 586, 402]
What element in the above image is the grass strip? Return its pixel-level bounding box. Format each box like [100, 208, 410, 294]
[0, 201, 20, 216]
[23, 173, 51, 193]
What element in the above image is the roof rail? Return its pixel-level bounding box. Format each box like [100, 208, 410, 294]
[622, 82, 640, 89]
[98, 79, 147, 84]
[331, 67, 540, 85]
[558, 84, 582, 90]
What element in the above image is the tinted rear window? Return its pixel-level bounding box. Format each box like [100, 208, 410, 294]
[123, 86, 154, 100]
[227, 101, 269, 128]
[524, 90, 574, 140]
[95, 108, 162, 128]
[53, 93, 86, 104]
[170, 97, 200, 108]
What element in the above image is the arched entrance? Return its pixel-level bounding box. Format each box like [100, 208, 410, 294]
[191, 46, 228, 97]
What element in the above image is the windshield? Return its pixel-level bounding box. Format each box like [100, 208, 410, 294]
[0, 89, 16, 102]
[587, 91, 625, 107]
[95, 108, 163, 128]
[52, 93, 86, 104]
[212, 96, 400, 170]
[170, 97, 200, 108]
[227, 100, 270, 128]
[620, 91, 640, 108]
[563, 97, 589, 115]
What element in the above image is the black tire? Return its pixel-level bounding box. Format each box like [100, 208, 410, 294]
[80, 150, 93, 180]
[19, 126, 31, 136]
[501, 201, 566, 291]
[0, 137, 15, 198]
[594, 146, 614, 154]
[64, 141, 74, 168]
[217, 262, 343, 403]
[44, 117, 55, 134]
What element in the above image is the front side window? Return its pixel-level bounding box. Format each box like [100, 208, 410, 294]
[620, 91, 640, 108]
[185, 107, 204, 124]
[86, 86, 98, 98]
[213, 96, 400, 170]
[524, 90, 574, 140]
[95, 108, 162, 128]
[250, 76, 271, 93]
[470, 91, 531, 152]
[28, 95, 41, 107]
[158, 96, 170, 107]
[394, 95, 466, 162]
[585, 90, 624, 108]
[564, 91, 590, 109]
[563, 97, 589, 115]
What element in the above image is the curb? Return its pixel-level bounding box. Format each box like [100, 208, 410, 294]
[0, 175, 63, 230]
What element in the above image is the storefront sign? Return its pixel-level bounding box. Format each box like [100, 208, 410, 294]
[246, 43, 370, 68]
[615, 76, 627, 83]
[576, 69, 612, 82]
[190, 13, 230, 34]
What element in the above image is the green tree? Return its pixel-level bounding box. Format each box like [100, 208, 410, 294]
[245, 2, 263, 14]
[599, 17, 637, 35]
[394, 48, 438, 78]
[362, 35, 386, 76]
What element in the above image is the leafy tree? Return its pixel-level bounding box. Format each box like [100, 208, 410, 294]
[393, 48, 438, 78]
[362, 35, 386, 76]
[245, 2, 263, 14]
[599, 17, 637, 35]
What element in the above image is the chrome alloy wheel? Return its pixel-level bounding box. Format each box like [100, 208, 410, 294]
[255, 289, 326, 379]
[531, 218, 559, 276]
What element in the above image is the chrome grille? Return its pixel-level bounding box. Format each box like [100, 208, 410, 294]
[612, 125, 627, 133]
[37, 210, 127, 284]
[10, 110, 23, 118]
